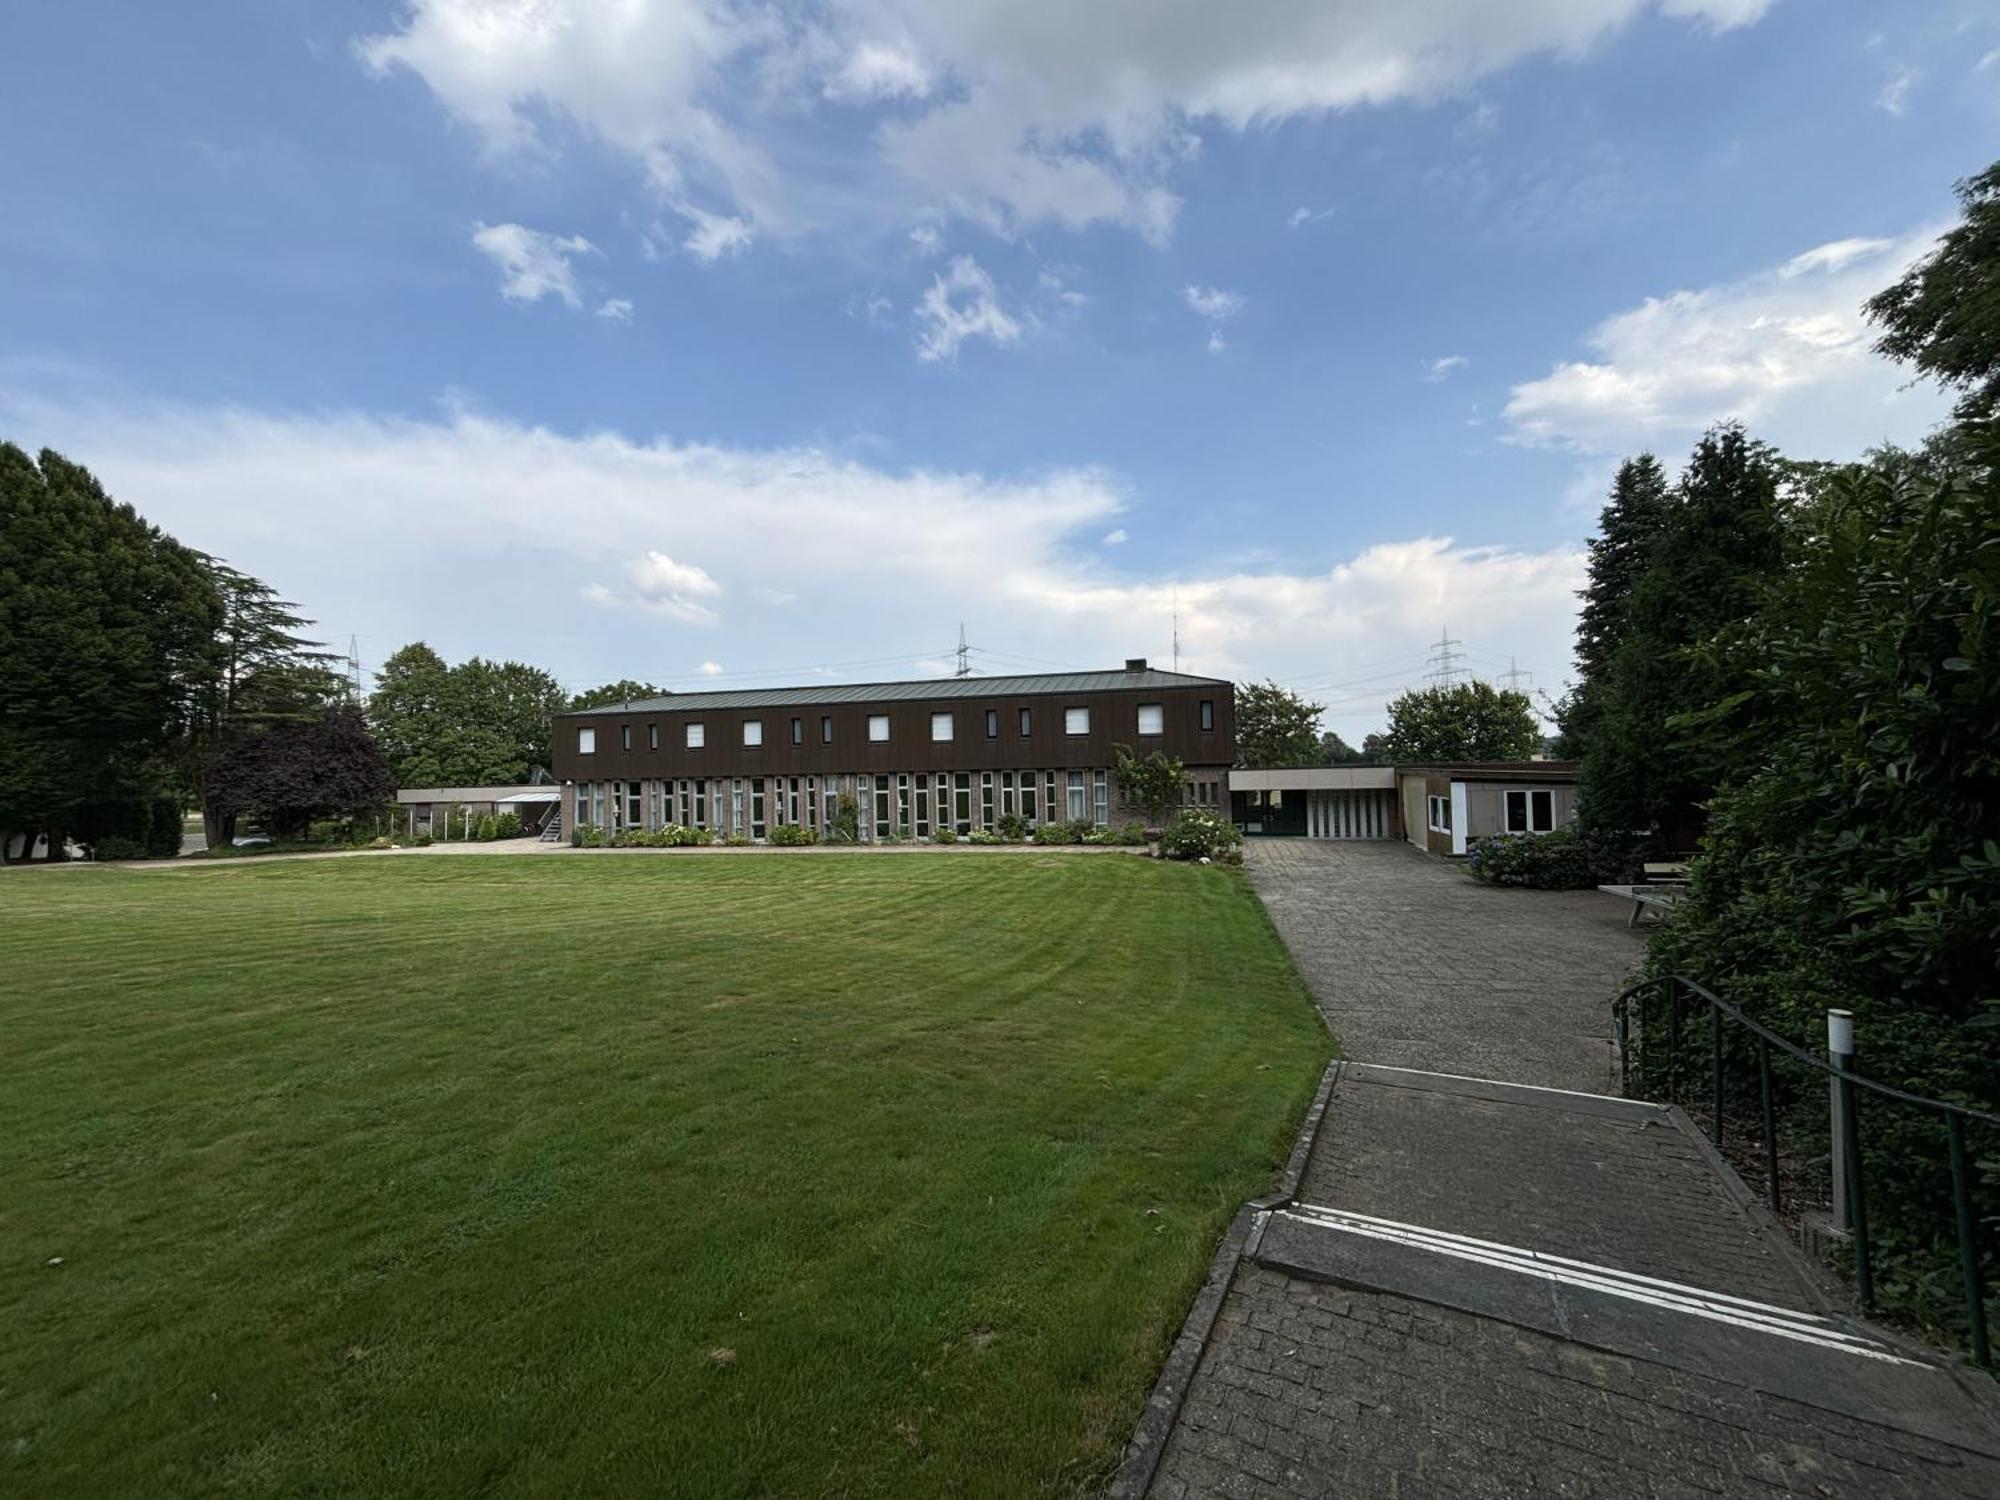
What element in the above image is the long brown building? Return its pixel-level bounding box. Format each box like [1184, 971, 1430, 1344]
[549, 659, 1235, 842]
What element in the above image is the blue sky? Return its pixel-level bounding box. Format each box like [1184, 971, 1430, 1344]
[2, 1, 1991, 732]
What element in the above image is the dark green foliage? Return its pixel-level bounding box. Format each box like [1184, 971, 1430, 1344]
[1377, 681, 1541, 763]
[767, 823, 818, 846]
[1111, 744, 1186, 823]
[1866, 161, 2000, 422]
[369, 643, 564, 787]
[1557, 455, 1671, 758]
[0, 445, 222, 859]
[1465, 826, 1643, 889]
[1643, 438, 2000, 1340]
[830, 793, 861, 844]
[1318, 730, 1364, 764]
[568, 678, 664, 711]
[995, 811, 1027, 841]
[1234, 680, 1324, 767]
[203, 706, 395, 840]
[1576, 425, 1787, 841]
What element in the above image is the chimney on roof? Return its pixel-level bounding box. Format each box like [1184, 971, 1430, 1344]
[1125, 657, 1148, 672]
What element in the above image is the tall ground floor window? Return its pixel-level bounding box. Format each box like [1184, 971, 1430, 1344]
[731, 779, 745, 836]
[625, 781, 643, 829]
[751, 778, 766, 839]
[1021, 773, 1038, 826]
[954, 772, 971, 833]
[1066, 769, 1086, 821]
[874, 775, 891, 840]
[1092, 769, 1108, 826]
[981, 772, 994, 829]
[1045, 771, 1059, 823]
[914, 778, 930, 837]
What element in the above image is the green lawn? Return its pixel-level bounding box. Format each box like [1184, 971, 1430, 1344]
[0, 852, 1330, 1497]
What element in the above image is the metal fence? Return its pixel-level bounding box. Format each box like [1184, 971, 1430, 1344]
[1613, 972, 1996, 1368]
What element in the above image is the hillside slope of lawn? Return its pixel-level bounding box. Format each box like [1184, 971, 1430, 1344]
[0, 853, 1330, 1496]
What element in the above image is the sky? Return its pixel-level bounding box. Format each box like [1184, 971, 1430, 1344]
[2, 1, 1992, 734]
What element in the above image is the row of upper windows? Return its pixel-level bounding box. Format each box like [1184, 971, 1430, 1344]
[576, 698, 1217, 755]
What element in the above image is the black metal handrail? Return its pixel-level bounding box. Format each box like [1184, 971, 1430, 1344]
[1612, 972, 1995, 1368]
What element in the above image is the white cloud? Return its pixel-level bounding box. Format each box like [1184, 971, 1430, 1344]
[914, 255, 1022, 362]
[1287, 205, 1334, 228]
[1877, 65, 1918, 117]
[1205, 329, 1228, 354]
[362, 2, 1773, 246]
[682, 207, 755, 262]
[1504, 226, 1950, 457]
[1183, 284, 1244, 320]
[697, 660, 725, 677]
[1423, 354, 1469, 382]
[825, 40, 933, 101]
[1102, 528, 1128, 545]
[3, 392, 1588, 730]
[595, 297, 635, 321]
[908, 224, 942, 256]
[1778, 238, 1892, 278]
[469, 221, 597, 306]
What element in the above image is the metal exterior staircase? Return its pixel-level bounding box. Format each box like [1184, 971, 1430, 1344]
[539, 805, 564, 842]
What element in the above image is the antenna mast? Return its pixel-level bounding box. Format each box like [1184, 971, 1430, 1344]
[1172, 589, 1181, 673]
[347, 634, 363, 703]
[954, 624, 971, 678]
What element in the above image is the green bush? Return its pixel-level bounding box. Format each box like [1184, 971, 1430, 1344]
[724, 833, 753, 847]
[474, 813, 499, 841]
[1029, 822, 1072, 846]
[1160, 808, 1242, 862]
[412, 833, 433, 847]
[967, 829, 1003, 845]
[996, 812, 1027, 841]
[493, 811, 524, 839]
[830, 794, 861, 844]
[572, 824, 605, 848]
[769, 824, 818, 846]
[932, 826, 958, 844]
[1465, 826, 1641, 890]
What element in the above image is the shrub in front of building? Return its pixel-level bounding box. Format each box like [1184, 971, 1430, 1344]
[1465, 826, 1640, 889]
[1159, 808, 1242, 862]
[932, 827, 958, 844]
[768, 824, 818, 846]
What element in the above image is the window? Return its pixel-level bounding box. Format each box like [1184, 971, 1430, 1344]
[621, 725, 631, 751]
[1021, 775, 1038, 826]
[953, 772, 971, 833]
[868, 714, 890, 743]
[625, 782, 642, 828]
[686, 722, 705, 749]
[1428, 795, 1452, 834]
[648, 724, 659, 750]
[1019, 707, 1032, 736]
[1093, 769, 1108, 826]
[873, 774, 891, 838]
[791, 717, 802, 746]
[1199, 699, 1215, 732]
[1505, 789, 1556, 834]
[751, 778, 766, 839]
[1066, 769, 1087, 820]
[985, 708, 999, 739]
[1064, 706, 1089, 736]
[931, 711, 954, 742]
[981, 772, 994, 829]
[743, 719, 763, 747]
[578, 727, 597, 755]
[821, 715, 833, 744]
[731, 779, 744, 835]
[1137, 703, 1164, 736]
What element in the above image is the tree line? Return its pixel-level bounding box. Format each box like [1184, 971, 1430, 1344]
[1555, 160, 2000, 1341]
[1, 449, 659, 860]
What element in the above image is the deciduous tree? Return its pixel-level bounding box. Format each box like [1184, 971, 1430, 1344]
[1233, 681, 1324, 768]
[1377, 682, 1540, 763]
[1866, 160, 2000, 421]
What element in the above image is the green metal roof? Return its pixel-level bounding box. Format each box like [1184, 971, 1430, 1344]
[557, 667, 1230, 717]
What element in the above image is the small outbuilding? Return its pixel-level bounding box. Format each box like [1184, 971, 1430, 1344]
[1227, 761, 1582, 856]
[395, 784, 562, 839]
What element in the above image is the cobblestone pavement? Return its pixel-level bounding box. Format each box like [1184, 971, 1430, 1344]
[1297, 1070, 1815, 1308]
[1153, 1264, 2000, 1499]
[1242, 839, 1642, 1093]
[1122, 842, 2000, 1498]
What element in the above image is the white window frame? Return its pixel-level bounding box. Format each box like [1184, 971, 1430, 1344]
[1064, 706, 1089, 736]
[686, 722, 705, 749]
[577, 727, 596, 755]
[1136, 703, 1164, 736]
[742, 718, 764, 747]
[1504, 788, 1557, 834]
[868, 714, 890, 743]
[931, 712, 954, 742]
[1428, 795, 1453, 834]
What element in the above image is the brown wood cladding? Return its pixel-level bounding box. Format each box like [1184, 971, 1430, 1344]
[552, 683, 1234, 782]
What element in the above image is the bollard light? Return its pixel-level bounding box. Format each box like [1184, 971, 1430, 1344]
[1827, 1009, 1855, 1058]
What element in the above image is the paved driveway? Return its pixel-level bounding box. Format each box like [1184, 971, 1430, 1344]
[1242, 839, 1643, 1092]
